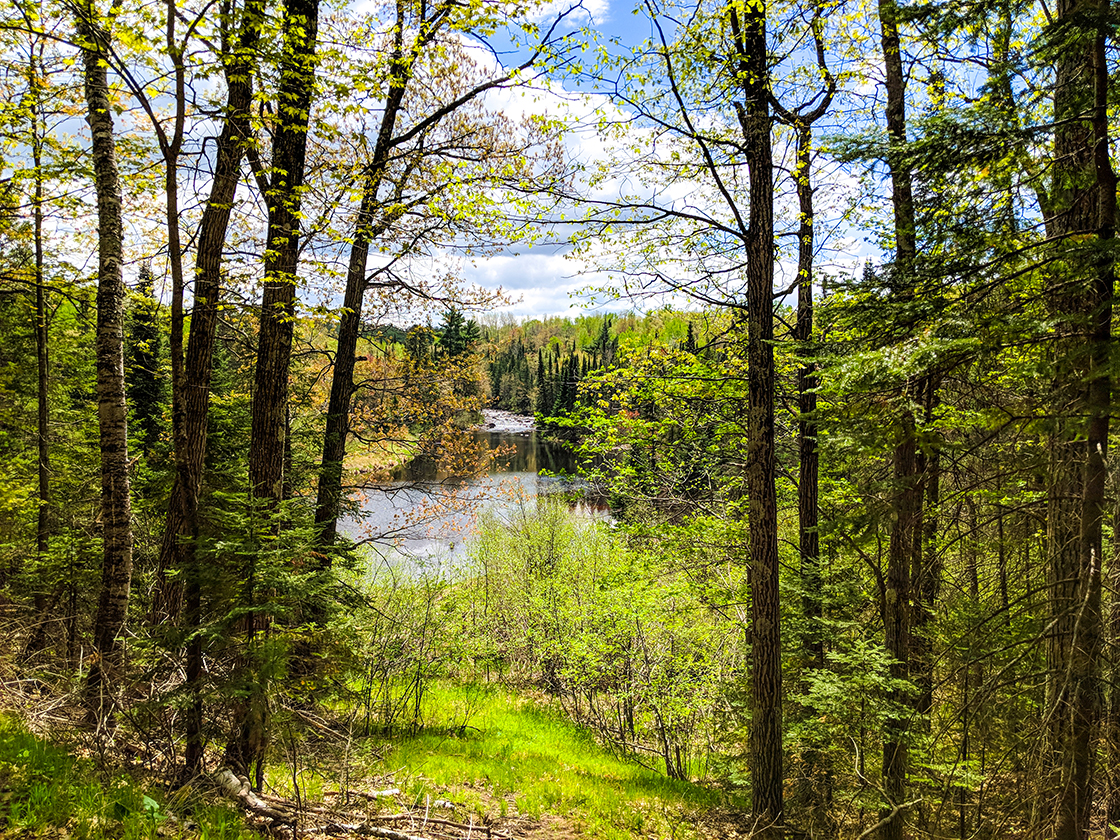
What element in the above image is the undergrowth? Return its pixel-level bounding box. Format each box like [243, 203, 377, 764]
[0, 715, 251, 840]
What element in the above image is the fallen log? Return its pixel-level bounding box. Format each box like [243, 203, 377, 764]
[212, 767, 294, 823]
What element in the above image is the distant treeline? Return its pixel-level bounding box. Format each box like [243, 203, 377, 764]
[481, 309, 709, 422]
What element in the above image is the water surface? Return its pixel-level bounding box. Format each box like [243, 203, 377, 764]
[341, 410, 593, 573]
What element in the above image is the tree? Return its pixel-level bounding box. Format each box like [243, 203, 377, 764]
[759, 3, 837, 822]
[248, 0, 321, 513]
[151, 0, 264, 777]
[311, 1, 570, 548]
[572, 0, 795, 828]
[228, 0, 323, 783]
[1039, 0, 1115, 832]
[872, 0, 923, 832]
[75, 0, 133, 713]
[126, 263, 163, 459]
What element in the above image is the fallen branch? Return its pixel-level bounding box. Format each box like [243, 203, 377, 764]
[212, 767, 295, 824]
[375, 814, 499, 838]
[326, 788, 402, 800]
[256, 791, 346, 818]
[856, 798, 923, 840]
[315, 823, 428, 839]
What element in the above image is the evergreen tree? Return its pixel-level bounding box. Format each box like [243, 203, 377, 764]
[125, 263, 163, 458]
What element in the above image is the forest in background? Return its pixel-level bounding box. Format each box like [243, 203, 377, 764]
[1, 0, 1119, 837]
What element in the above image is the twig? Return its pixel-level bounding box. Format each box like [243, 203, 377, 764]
[326, 788, 402, 800]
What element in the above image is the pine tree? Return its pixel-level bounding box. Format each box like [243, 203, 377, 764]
[126, 263, 163, 458]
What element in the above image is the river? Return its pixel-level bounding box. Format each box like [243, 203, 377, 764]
[340, 410, 594, 573]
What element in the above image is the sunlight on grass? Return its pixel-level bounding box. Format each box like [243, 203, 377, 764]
[0, 715, 253, 840]
[373, 683, 740, 839]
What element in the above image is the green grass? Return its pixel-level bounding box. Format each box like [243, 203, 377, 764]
[363, 683, 742, 840]
[0, 687, 737, 840]
[0, 716, 252, 840]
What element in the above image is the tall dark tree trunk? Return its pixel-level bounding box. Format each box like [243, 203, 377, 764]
[313, 1, 415, 548]
[795, 122, 821, 678]
[156, 0, 263, 777]
[882, 413, 918, 839]
[791, 114, 830, 828]
[875, 0, 922, 833]
[21, 46, 55, 663]
[248, 0, 320, 512]
[77, 4, 133, 712]
[728, 1, 781, 834]
[31, 49, 51, 571]
[313, 0, 539, 546]
[1043, 0, 1113, 835]
[312, 178, 375, 548]
[1108, 484, 1120, 838]
[153, 0, 261, 621]
[912, 376, 942, 717]
[231, 0, 320, 784]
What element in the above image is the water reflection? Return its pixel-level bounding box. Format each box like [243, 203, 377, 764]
[392, 429, 578, 482]
[341, 418, 602, 574]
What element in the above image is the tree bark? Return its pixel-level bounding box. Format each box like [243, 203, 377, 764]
[232, 0, 320, 783]
[312, 177, 374, 548]
[146, 0, 263, 776]
[874, 0, 922, 833]
[728, 1, 781, 834]
[77, 3, 133, 713]
[792, 119, 831, 828]
[1108, 479, 1120, 838]
[1042, 0, 1112, 835]
[912, 376, 941, 718]
[20, 45, 56, 663]
[30, 46, 51, 571]
[248, 0, 320, 512]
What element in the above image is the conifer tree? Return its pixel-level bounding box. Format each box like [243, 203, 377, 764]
[126, 263, 162, 459]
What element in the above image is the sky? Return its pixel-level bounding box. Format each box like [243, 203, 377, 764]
[442, 0, 874, 320]
[0, 0, 875, 323]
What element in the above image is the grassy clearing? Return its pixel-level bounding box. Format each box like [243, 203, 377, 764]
[0, 683, 738, 840]
[356, 683, 743, 839]
[0, 716, 251, 840]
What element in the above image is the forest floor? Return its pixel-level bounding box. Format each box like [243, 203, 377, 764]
[0, 682, 749, 840]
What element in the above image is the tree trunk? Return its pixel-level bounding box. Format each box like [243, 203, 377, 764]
[33, 71, 50, 570]
[874, 0, 922, 833]
[1043, 0, 1112, 835]
[248, 0, 320, 512]
[792, 119, 832, 828]
[912, 376, 941, 717]
[148, 0, 263, 777]
[1108, 480, 1120, 838]
[232, 0, 320, 783]
[312, 178, 375, 547]
[729, 0, 782, 833]
[21, 47, 55, 663]
[314, 9, 413, 547]
[795, 123, 821, 679]
[77, 4, 133, 712]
